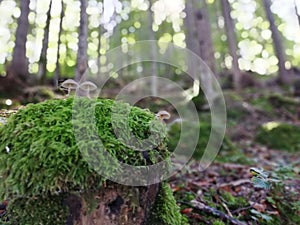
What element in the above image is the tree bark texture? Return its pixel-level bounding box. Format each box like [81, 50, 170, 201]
[184, 0, 199, 79]
[220, 0, 241, 90]
[294, 0, 300, 29]
[65, 183, 160, 225]
[38, 0, 52, 85]
[9, 0, 30, 81]
[148, 0, 158, 96]
[54, 0, 65, 87]
[194, 0, 216, 74]
[184, 0, 218, 99]
[75, 0, 88, 82]
[263, 0, 288, 84]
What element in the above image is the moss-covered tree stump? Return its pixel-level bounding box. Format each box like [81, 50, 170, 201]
[0, 98, 187, 225]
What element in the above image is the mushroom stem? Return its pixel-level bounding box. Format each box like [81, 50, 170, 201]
[86, 87, 90, 98]
[79, 81, 97, 99]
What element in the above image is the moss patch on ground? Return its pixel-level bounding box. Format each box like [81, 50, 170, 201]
[255, 122, 300, 152]
[167, 117, 245, 163]
[148, 183, 188, 225]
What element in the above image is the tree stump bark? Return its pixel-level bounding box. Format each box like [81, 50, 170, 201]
[65, 182, 160, 225]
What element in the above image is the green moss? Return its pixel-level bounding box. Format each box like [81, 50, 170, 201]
[6, 194, 69, 225]
[168, 119, 237, 161]
[0, 117, 6, 127]
[250, 95, 274, 114]
[217, 143, 253, 165]
[212, 220, 226, 225]
[255, 122, 300, 152]
[0, 97, 169, 199]
[269, 183, 300, 224]
[149, 183, 188, 225]
[224, 91, 248, 121]
[0, 97, 175, 224]
[220, 191, 248, 211]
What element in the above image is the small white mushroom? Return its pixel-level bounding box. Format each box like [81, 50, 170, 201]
[79, 81, 97, 98]
[61, 79, 79, 96]
[155, 110, 171, 122]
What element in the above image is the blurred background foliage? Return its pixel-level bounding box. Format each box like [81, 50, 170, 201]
[0, 0, 299, 102]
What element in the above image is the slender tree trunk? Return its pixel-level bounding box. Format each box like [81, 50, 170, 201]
[263, 0, 288, 84]
[220, 0, 241, 90]
[184, 0, 199, 85]
[148, 0, 158, 96]
[184, 0, 215, 99]
[54, 0, 64, 87]
[96, 27, 102, 77]
[75, 0, 88, 82]
[194, 0, 216, 74]
[38, 0, 52, 85]
[213, 0, 226, 72]
[294, 0, 300, 29]
[9, 0, 30, 81]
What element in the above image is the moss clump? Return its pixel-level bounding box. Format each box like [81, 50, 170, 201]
[149, 183, 188, 225]
[0, 97, 168, 198]
[220, 191, 248, 211]
[0, 97, 172, 224]
[255, 122, 300, 152]
[6, 195, 69, 225]
[212, 220, 226, 225]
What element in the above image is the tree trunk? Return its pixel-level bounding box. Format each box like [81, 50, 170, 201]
[54, 0, 65, 87]
[37, 0, 52, 85]
[9, 0, 30, 81]
[75, 0, 88, 82]
[96, 27, 102, 77]
[184, 0, 216, 99]
[184, 0, 199, 87]
[148, 0, 158, 96]
[294, 0, 300, 31]
[220, 0, 241, 90]
[194, 0, 216, 74]
[263, 0, 288, 84]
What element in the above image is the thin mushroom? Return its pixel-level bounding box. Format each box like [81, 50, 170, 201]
[155, 110, 171, 122]
[79, 81, 97, 98]
[61, 79, 79, 96]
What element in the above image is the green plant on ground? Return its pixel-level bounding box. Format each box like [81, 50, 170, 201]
[250, 167, 300, 224]
[219, 191, 248, 211]
[212, 219, 226, 225]
[255, 122, 300, 152]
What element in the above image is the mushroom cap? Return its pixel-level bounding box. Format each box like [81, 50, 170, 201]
[156, 110, 171, 121]
[79, 81, 97, 91]
[61, 79, 78, 89]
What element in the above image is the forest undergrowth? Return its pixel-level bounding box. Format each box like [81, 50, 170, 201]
[170, 90, 300, 225]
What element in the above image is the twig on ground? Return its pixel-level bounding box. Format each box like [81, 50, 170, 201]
[178, 200, 247, 225]
[231, 191, 267, 215]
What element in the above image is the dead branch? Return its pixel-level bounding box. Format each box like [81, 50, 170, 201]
[179, 200, 247, 225]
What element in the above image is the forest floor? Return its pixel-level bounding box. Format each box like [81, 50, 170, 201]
[169, 90, 300, 225]
[0, 89, 300, 224]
